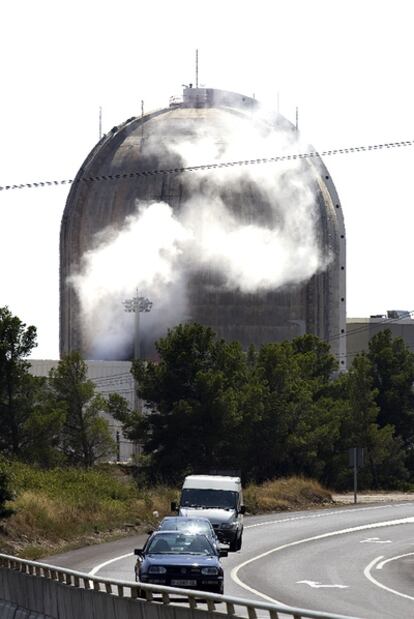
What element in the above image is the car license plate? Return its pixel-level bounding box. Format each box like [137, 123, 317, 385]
[171, 579, 197, 586]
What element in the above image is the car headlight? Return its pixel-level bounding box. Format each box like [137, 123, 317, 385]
[148, 566, 167, 574]
[201, 567, 219, 575]
[221, 522, 237, 529]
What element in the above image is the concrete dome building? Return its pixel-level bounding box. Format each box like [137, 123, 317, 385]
[60, 88, 346, 366]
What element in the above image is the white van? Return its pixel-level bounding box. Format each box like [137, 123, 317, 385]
[171, 475, 245, 551]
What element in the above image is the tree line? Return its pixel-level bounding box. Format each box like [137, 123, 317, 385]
[117, 323, 414, 489]
[0, 306, 114, 469]
[1, 305, 414, 493]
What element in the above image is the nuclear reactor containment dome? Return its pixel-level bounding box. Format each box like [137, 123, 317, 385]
[60, 88, 346, 366]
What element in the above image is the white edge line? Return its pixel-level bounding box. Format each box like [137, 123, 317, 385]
[244, 502, 414, 530]
[231, 516, 414, 605]
[89, 552, 133, 576]
[364, 554, 414, 601]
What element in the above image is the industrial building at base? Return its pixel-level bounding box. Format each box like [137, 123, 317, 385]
[28, 359, 136, 462]
[60, 87, 346, 367]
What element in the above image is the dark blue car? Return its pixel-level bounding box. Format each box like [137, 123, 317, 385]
[156, 516, 220, 554]
[134, 530, 227, 594]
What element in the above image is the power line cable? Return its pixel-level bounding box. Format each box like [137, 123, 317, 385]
[1, 139, 413, 193]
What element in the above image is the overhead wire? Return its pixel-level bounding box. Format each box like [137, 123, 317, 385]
[5, 135, 411, 366]
[1, 139, 413, 193]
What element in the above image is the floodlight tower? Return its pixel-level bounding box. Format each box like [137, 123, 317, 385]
[122, 290, 152, 455]
[123, 288, 153, 361]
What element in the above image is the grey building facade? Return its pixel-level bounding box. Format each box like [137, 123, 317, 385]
[347, 312, 414, 360]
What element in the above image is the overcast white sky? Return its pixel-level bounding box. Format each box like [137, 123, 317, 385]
[1, 0, 413, 359]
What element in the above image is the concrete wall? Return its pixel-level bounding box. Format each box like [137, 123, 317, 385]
[0, 569, 225, 619]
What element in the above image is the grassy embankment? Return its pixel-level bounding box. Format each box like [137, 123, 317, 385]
[0, 463, 333, 560]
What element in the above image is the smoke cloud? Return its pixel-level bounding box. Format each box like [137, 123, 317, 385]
[70, 108, 331, 358]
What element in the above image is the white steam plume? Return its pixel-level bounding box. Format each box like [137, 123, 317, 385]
[70, 109, 331, 358]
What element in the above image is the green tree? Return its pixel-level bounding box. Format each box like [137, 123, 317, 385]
[368, 330, 414, 448]
[0, 457, 14, 518]
[0, 306, 37, 456]
[250, 339, 341, 482]
[48, 352, 114, 467]
[20, 374, 65, 467]
[129, 323, 249, 481]
[337, 354, 408, 489]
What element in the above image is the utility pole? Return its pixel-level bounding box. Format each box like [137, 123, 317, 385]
[349, 447, 365, 504]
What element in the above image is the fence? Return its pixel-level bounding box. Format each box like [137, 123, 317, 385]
[0, 553, 361, 619]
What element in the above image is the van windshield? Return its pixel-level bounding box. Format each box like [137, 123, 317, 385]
[181, 488, 238, 510]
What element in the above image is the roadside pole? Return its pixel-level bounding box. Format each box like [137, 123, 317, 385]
[349, 447, 365, 505]
[353, 447, 357, 504]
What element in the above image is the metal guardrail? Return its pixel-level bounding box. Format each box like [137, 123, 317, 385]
[0, 553, 362, 619]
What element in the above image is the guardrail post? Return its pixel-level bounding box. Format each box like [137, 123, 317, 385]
[189, 596, 198, 610]
[162, 592, 170, 605]
[207, 599, 216, 612]
[226, 602, 236, 616]
[269, 610, 280, 619]
[248, 605, 257, 619]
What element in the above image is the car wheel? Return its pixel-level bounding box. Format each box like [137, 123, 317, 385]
[229, 536, 238, 552]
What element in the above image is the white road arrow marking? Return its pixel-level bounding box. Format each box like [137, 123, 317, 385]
[360, 537, 392, 543]
[296, 580, 348, 589]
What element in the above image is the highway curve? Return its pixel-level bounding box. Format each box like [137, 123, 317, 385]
[44, 501, 414, 618]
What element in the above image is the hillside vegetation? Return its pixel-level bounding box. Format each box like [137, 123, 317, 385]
[0, 464, 332, 559]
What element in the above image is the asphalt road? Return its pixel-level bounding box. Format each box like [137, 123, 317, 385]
[44, 501, 414, 618]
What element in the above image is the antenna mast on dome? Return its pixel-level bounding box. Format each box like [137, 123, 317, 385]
[99, 106, 102, 139]
[195, 49, 199, 88]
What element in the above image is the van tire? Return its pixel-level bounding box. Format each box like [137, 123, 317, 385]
[230, 534, 241, 552]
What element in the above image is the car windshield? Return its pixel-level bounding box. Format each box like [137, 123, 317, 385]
[159, 518, 212, 537]
[181, 488, 237, 509]
[147, 532, 214, 556]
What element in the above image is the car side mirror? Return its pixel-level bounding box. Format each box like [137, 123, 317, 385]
[134, 548, 143, 556]
[146, 529, 154, 535]
[219, 549, 228, 558]
[239, 505, 246, 514]
[171, 501, 178, 512]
